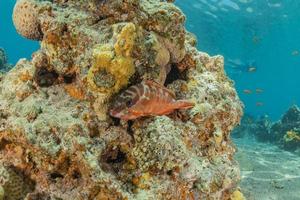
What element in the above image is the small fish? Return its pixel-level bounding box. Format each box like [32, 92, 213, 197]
[110, 80, 194, 120]
[256, 102, 264, 107]
[247, 67, 257, 72]
[243, 89, 252, 94]
[252, 36, 261, 44]
[292, 50, 299, 56]
[255, 88, 264, 94]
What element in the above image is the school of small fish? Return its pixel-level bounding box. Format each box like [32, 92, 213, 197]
[110, 80, 195, 120]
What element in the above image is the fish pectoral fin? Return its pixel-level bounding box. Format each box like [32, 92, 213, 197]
[128, 108, 143, 115]
[173, 100, 195, 109]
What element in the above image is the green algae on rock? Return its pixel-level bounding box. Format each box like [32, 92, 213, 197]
[0, 0, 243, 199]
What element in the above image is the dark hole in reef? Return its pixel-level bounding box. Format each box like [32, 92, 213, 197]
[49, 172, 64, 180]
[87, 120, 100, 138]
[164, 64, 185, 86]
[167, 170, 173, 176]
[100, 146, 127, 174]
[106, 148, 126, 164]
[127, 120, 134, 137]
[0, 138, 10, 150]
[63, 73, 76, 84]
[71, 170, 81, 179]
[34, 67, 59, 87]
[111, 117, 121, 126]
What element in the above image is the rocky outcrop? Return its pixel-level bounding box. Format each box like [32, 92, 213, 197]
[271, 105, 300, 151]
[233, 105, 300, 153]
[0, 0, 243, 199]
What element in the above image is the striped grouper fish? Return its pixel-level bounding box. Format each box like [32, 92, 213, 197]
[109, 80, 194, 120]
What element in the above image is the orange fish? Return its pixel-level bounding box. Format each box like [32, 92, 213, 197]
[110, 80, 194, 120]
[243, 89, 252, 94]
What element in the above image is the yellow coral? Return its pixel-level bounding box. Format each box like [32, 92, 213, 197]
[230, 189, 246, 200]
[87, 23, 137, 95]
[132, 172, 151, 190]
[284, 130, 300, 142]
[114, 23, 136, 57]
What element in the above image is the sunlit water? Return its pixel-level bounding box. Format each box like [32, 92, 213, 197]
[176, 0, 300, 120]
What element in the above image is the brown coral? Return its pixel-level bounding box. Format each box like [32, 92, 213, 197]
[13, 0, 43, 40]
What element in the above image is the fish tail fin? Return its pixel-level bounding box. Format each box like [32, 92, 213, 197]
[174, 100, 195, 110]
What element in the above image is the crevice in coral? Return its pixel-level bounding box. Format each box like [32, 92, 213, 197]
[100, 145, 127, 174]
[111, 117, 121, 126]
[127, 120, 134, 137]
[63, 73, 76, 84]
[165, 64, 185, 86]
[49, 172, 64, 181]
[0, 138, 10, 150]
[34, 67, 59, 87]
[71, 169, 81, 179]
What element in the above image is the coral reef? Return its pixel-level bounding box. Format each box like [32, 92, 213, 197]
[232, 114, 272, 142]
[0, 0, 243, 199]
[233, 105, 300, 153]
[283, 130, 300, 150]
[0, 48, 12, 74]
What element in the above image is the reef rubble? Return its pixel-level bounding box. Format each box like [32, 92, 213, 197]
[0, 0, 243, 199]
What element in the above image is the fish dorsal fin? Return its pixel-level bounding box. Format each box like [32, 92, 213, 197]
[145, 80, 176, 98]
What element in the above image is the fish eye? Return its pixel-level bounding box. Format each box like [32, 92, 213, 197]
[126, 99, 133, 107]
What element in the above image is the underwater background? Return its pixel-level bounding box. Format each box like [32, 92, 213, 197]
[1, 0, 300, 199]
[176, 0, 300, 120]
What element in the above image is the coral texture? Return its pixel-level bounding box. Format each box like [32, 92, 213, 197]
[1, 0, 243, 199]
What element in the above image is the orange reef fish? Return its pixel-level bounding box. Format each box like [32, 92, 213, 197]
[110, 80, 194, 120]
[243, 89, 252, 94]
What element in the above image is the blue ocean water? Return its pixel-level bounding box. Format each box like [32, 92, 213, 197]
[176, 0, 300, 120]
[1, 0, 300, 120]
[0, 0, 38, 64]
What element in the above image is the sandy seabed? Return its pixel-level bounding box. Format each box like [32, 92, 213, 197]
[234, 138, 300, 200]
